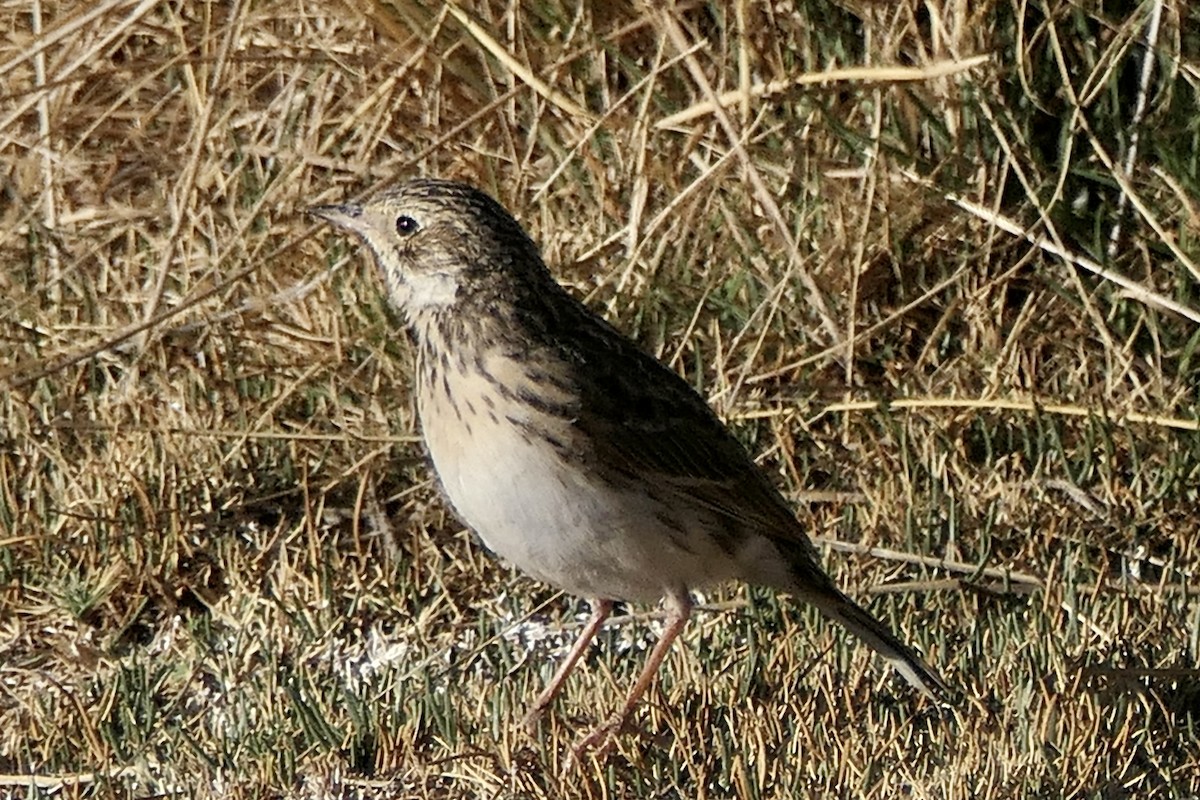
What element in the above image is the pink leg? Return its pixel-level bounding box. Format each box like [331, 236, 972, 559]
[523, 598, 614, 734]
[572, 590, 693, 759]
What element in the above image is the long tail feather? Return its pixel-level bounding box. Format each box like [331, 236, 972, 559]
[807, 587, 949, 699]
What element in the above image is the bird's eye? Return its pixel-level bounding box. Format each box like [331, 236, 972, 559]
[395, 215, 420, 236]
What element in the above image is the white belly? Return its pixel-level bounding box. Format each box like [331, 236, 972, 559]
[418, 366, 736, 602]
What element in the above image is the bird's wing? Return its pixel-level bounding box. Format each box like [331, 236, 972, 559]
[566, 318, 814, 549]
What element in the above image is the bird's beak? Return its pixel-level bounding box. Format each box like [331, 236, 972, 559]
[307, 203, 365, 232]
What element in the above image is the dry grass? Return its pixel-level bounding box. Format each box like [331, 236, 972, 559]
[2, 1, 1199, 798]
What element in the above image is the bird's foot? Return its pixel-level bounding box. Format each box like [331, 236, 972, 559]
[568, 713, 627, 765]
[521, 704, 548, 737]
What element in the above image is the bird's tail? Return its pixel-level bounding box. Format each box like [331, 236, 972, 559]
[803, 585, 949, 700]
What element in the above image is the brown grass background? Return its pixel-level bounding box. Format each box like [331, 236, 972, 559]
[2, 1, 1199, 798]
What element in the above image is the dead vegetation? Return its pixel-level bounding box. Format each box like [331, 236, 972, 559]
[2, 1, 1198, 797]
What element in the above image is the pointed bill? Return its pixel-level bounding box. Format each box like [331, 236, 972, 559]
[307, 203, 365, 233]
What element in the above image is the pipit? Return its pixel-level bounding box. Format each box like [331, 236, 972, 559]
[310, 179, 947, 756]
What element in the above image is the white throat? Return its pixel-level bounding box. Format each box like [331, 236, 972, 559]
[388, 270, 459, 314]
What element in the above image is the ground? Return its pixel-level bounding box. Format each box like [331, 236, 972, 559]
[2, 1, 1199, 798]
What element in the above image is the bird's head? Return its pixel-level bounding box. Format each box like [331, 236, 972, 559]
[309, 179, 549, 324]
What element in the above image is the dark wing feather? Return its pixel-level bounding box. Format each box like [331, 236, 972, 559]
[560, 305, 814, 550]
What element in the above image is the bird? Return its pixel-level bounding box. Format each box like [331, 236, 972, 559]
[308, 178, 947, 757]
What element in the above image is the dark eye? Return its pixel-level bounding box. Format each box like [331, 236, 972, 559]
[395, 215, 420, 236]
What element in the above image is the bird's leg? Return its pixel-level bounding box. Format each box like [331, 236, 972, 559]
[572, 589, 693, 759]
[523, 598, 614, 734]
